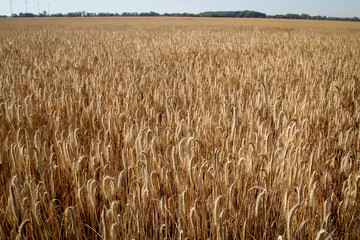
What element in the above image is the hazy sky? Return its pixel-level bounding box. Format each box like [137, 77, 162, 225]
[2, 0, 360, 17]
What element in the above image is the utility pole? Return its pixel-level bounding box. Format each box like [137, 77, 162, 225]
[9, 0, 13, 17]
[37, 0, 40, 15]
[47, 2, 50, 16]
[25, 0, 28, 13]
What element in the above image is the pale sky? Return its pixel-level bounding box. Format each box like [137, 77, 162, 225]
[2, 0, 360, 17]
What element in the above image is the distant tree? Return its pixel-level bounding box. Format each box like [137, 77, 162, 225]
[38, 10, 47, 17]
[236, 11, 245, 17]
[312, 15, 323, 20]
[6, 8, 357, 21]
[199, 12, 221, 17]
[199, 10, 266, 18]
[122, 12, 138, 16]
[139, 11, 160, 16]
[51, 13, 64, 17]
[67, 12, 81, 17]
[19, 12, 35, 17]
[342, 17, 359, 21]
[301, 14, 310, 19]
[97, 12, 117, 17]
[86, 13, 96, 17]
[283, 14, 301, 19]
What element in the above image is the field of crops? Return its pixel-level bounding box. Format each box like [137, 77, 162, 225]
[0, 17, 359, 239]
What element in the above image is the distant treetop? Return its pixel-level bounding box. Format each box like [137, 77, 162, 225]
[7, 10, 360, 22]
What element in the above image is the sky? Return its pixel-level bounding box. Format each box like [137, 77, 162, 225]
[1, 0, 360, 18]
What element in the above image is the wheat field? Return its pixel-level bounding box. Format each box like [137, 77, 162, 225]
[0, 17, 359, 239]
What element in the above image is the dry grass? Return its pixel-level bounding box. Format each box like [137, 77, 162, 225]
[0, 17, 359, 239]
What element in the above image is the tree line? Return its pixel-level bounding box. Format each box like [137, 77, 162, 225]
[1, 10, 359, 22]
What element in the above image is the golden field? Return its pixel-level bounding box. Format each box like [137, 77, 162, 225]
[0, 17, 359, 239]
